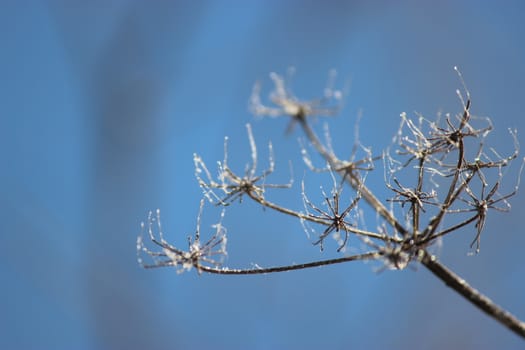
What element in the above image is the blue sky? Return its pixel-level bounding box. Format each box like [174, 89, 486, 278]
[1, 1, 525, 349]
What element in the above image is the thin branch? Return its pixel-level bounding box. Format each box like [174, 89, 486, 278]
[246, 187, 388, 241]
[195, 251, 381, 275]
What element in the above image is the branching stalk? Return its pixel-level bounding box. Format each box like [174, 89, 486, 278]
[139, 68, 524, 339]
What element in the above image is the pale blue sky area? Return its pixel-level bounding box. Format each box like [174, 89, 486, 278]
[1, 1, 525, 349]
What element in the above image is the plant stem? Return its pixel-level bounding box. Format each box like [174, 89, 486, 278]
[419, 249, 525, 338]
[197, 251, 380, 275]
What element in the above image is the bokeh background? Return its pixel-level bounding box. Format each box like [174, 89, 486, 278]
[2, 1, 525, 349]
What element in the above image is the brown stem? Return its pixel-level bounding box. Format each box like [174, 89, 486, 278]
[419, 249, 525, 338]
[196, 251, 380, 275]
[246, 190, 391, 241]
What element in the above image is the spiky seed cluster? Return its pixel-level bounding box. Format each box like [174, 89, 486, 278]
[250, 68, 345, 133]
[194, 123, 292, 206]
[137, 201, 227, 274]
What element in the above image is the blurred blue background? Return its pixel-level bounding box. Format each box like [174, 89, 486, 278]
[1, 1, 525, 349]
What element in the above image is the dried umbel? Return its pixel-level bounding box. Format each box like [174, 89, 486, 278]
[137, 200, 227, 274]
[138, 67, 525, 338]
[193, 123, 292, 206]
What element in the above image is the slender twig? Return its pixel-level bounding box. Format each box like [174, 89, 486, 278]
[195, 251, 381, 275]
[246, 190, 388, 241]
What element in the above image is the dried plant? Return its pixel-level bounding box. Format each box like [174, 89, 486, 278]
[138, 67, 525, 338]
[137, 200, 227, 274]
[193, 123, 292, 206]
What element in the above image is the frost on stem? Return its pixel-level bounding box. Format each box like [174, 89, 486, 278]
[194, 123, 292, 206]
[137, 200, 227, 274]
[250, 68, 345, 132]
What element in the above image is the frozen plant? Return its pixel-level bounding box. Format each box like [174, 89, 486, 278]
[138, 68, 525, 338]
